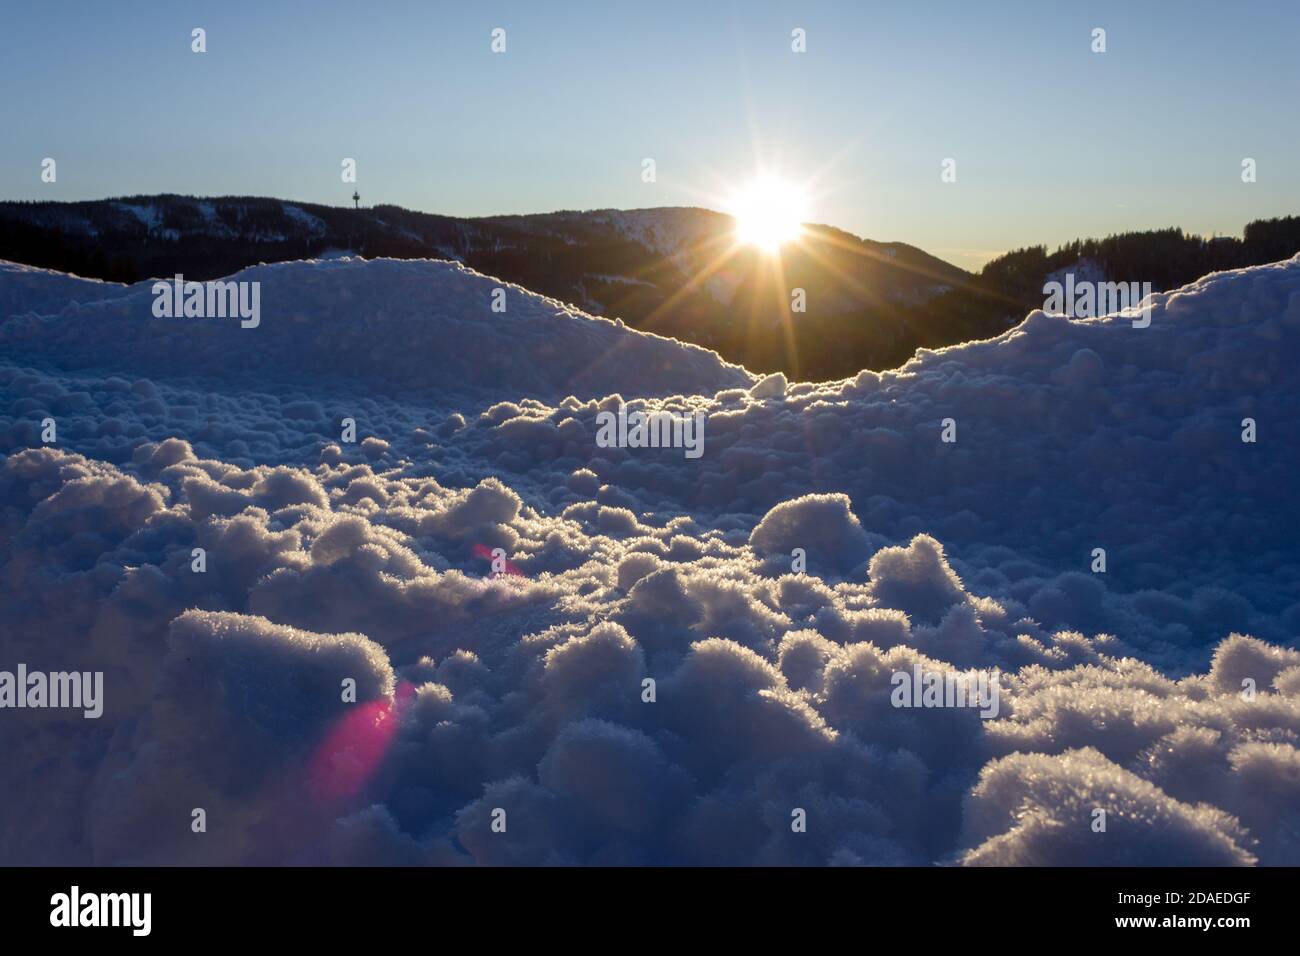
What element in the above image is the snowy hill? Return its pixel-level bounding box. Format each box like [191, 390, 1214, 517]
[0, 254, 1298, 867]
[0, 256, 752, 403]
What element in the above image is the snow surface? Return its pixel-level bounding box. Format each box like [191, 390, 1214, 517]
[281, 204, 327, 236]
[1, 253, 1298, 866]
[0, 260, 136, 318]
[1043, 256, 1109, 293]
[1, 257, 752, 402]
[112, 200, 163, 231]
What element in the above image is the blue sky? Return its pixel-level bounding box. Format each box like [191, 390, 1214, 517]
[2, 0, 1296, 269]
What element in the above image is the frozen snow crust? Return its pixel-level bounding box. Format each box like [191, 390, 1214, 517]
[1, 253, 1297, 865]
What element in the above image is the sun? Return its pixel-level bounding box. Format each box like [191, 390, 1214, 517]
[728, 176, 809, 253]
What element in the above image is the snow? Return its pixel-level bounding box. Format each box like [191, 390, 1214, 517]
[112, 201, 162, 231]
[282, 204, 327, 236]
[1044, 256, 1108, 293]
[590, 208, 724, 259]
[1, 256, 752, 403]
[0, 260, 137, 318]
[1, 251, 1298, 866]
[588, 208, 744, 304]
[587, 273, 655, 288]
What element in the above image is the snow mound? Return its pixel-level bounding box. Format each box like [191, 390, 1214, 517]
[0, 260, 135, 318]
[0, 256, 752, 401]
[1, 254, 1298, 866]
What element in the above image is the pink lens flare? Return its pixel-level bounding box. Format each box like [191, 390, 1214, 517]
[472, 542, 524, 576]
[306, 680, 416, 801]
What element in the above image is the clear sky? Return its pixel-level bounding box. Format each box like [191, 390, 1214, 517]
[2, 0, 1296, 270]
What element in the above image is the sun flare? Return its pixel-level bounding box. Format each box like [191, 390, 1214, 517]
[728, 176, 808, 253]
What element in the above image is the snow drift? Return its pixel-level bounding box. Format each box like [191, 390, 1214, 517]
[0, 256, 752, 402]
[1, 253, 1298, 866]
